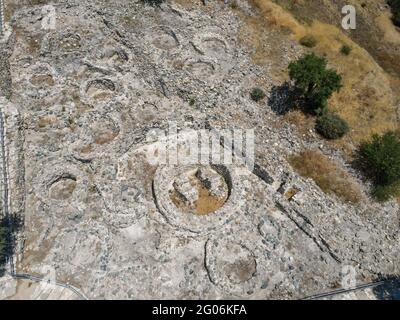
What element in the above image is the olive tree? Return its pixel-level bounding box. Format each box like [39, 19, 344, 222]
[289, 53, 342, 114]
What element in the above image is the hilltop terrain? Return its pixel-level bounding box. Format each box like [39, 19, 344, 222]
[0, 0, 399, 300]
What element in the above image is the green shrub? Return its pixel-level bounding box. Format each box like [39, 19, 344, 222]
[142, 0, 164, 5]
[230, 0, 239, 9]
[288, 53, 342, 114]
[372, 183, 400, 202]
[358, 131, 400, 186]
[299, 35, 317, 48]
[340, 45, 352, 56]
[388, 0, 400, 27]
[0, 223, 7, 265]
[315, 112, 349, 139]
[250, 87, 266, 102]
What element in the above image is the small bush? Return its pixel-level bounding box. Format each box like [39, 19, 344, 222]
[388, 0, 400, 27]
[142, 0, 164, 5]
[357, 131, 400, 186]
[299, 35, 317, 48]
[340, 45, 352, 56]
[315, 112, 349, 139]
[250, 87, 266, 102]
[372, 183, 400, 202]
[230, 0, 239, 9]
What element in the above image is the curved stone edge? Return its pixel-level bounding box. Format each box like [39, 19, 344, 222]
[152, 164, 244, 236]
[204, 237, 270, 297]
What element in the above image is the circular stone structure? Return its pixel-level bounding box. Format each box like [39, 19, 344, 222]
[100, 47, 130, 69]
[44, 221, 111, 281]
[69, 111, 124, 161]
[183, 59, 216, 79]
[143, 25, 182, 63]
[14, 62, 59, 99]
[135, 102, 159, 122]
[153, 164, 244, 235]
[34, 159, 91, 218]
[193, 31, 231, 60]
[168, 166, 229, 215]
[148, 26, 180, 51]
[80, 77, 128, 107]
[205, 238, 270, 296]
[85, 78, 116, 100]
[59, 33, 82, 51]
[92, 154, 151, 228]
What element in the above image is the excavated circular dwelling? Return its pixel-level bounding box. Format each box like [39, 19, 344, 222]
[191, 29, 236, 74]
[80, 76, 129, 107]
[149, 26, 180, 51]
[15, 62, 58, 99]
[45, 221, 111, 281]
[143, 25, 182, 63]
[40, 30, 87, 57]
[192, 32, 230, 60]
[85, 78, 116, 101]
[135, 102, 159, 122]
[205, 237, 270, 296]
[69, 111, 121, 161]
[153, 164, 244, 235]
[168, 166, 230, 215]
[34, 160, 90, 216]
[183, 59, 216, 79]
[100, 47, 130, 68]
[58, 32, 82, 52]
[92, 154, 149, 228]
[48, 174, 77, 201]
[201, 37, 228, 59]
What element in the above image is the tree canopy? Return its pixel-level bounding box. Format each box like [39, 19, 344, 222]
[289, 53, 342, 114]
[388, 0, 400, 26]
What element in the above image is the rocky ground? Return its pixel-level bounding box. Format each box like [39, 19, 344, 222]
[0, 0, 399, 300]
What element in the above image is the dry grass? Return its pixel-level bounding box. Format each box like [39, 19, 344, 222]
[282, 110, 315, 135]
[31, 74, 55, 87]
[93, 131, 118, 145]
[169, 172, 228, 216]
[288, 150, 363, 203]
[36, 116, 56, 129]
[173, 0, 197, 9]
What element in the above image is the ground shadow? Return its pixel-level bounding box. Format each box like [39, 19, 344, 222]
[350, 149, 372, 185]
[373, 276, 400, 300]
[0, 214, 23, 277]
[267, 82, 302, 115]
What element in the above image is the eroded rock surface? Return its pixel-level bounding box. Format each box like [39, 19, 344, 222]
[0, 0, 399, 300]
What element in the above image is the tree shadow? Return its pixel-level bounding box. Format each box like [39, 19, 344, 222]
[267, 82, 303, 115]
[350, 148, 371, 184]
[372, 276, 400, 300]
[0, 214, 23, 277]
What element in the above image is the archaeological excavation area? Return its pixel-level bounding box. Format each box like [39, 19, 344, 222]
[0, 0, 399, 300]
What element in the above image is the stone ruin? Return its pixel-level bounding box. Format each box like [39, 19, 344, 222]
[0, 0, 399, 300]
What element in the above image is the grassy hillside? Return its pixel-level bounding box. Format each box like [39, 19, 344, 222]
[239, 0, 399, 152]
